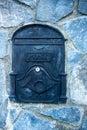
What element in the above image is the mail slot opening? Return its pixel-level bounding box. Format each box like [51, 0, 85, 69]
[10, 24, 67, 103]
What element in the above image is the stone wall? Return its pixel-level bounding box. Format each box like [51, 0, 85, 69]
[0, 0, 87, 130]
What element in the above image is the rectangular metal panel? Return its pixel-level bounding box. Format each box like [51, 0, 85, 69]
[10, 24, 67, 103]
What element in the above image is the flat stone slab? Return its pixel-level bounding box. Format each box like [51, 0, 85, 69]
[13, 112, 56, 130]
[61, 17, 87, 53]
[0, 30, 8, 58]
[0, 0, 6, 6]
[36, 0, 73, 22]
[54, 0, 73, 21]
[36, 0, 57, 22]
[70, 56, 87, 105]
[40, 107, 83, 126]
[10, 104, 44, 124]
[0, 0, 33, 27]
[10, 107, 21, 124]
[80, 116, 87, 130]
[78, 0, 87, 14]
[0, 60, 7, 129]
[0, 60, 7, 101]
[67, 47, 82, 69]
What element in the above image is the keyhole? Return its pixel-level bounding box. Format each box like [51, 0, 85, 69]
[35, 67, 40, 72]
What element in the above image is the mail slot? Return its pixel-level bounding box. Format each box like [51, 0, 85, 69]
[10, 24, 67, 103]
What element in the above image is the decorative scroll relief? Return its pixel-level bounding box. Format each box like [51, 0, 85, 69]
[25, 53, 53, 62]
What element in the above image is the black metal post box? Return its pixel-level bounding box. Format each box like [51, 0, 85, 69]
[10, 24, 67, 103]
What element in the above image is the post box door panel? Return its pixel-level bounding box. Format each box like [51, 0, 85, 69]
[10, 24, 67, 103]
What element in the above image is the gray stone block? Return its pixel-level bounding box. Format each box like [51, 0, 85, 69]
[80, 116, 87, 130]
[10, 107, 21, 123]
[40, 107, 83, 126]
[0, 0, 6, 6]
[69, 57, 87, 105]
[0, 0, 33, 27]
[78, 0, 87, 14]
[67, 47, 82, 69]
[62, 17, 87, 53]
[54, 0, 73, 21]
[36, 0, 73, 22]
[36, 0, 57, 22]
[0, 60, 7, 101]
[17, 0, 36, 8]
[0, 30, 8, 58]
[13, 112, 56, 130]
[0, 100, 7, 129]
[0, 60, 7, 129]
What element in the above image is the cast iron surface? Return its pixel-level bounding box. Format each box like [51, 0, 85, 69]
[10, 24, 67, 103]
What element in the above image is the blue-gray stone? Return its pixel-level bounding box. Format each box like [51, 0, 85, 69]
[67, 47, 82, 69]
[0, 30, 8, 58]
[0, 100, 7, 129]
[78, 0, 87, 14]
[54, 0, 73, 21]
[78, 58, 87, 90]
[17, 0, 36, 8]
[36, 0, 73, 22]
[0, 60, 7, 129]
[0, 60, 7, 101]
[62, 17, 87, 53]
[10, 107, 21, 123]
[36, 0, 57, 22]
[40, 107, 82, 126]
[0, 0, 33, 27]
[69, 56, 87, 105]
[0, 0, 6, 6]
[13, 112, 56, 130]
[80, 117, 87, 130]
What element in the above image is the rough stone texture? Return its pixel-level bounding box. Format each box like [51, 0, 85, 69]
[9, 105, 80, 130]
[9, 104, 44, 124]
[0, 0, 7, 6]
[13, 112, 56, 130]
[67, 47, 82, 69]
[0, 60, 7, 129]
[70, 57, 87, 105]
[80, 116, 87, 130]
[0, 60, 7, 102]
[0, 30, 8, 58]
[40, 107, 83, 126]
[0, 0, 33, 27]
[61, 17, 87, 53]
[78, 0, 87, 14]
[10, 107, 21, 124]
[36, 0, 57, 22]
[54, 0, 73, 21]
[17, 0, 36, 8]
[0, 100, 7, 129]
[36, 0, 73, 22]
